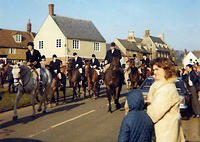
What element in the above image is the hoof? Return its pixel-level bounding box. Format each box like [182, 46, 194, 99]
[38, 108, 42, 112]
[43, 110, 47, 113]
[13, 116, 18, 121]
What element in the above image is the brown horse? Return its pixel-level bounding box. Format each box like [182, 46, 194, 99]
[104, 57, 123, 113]
[129, 59, 141, 89]
[0, 63, 10, 88]
[84, 61, 100, 99]
[139, 63, 151, 83]
[67, 59, 86, 100]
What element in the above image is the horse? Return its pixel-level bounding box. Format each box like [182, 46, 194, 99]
[0, 63, 10, 88]
[139, 63, 151, 83]
[12, 62, 52, 120]
[104, 57, 123, 113]
[84, 61, 100, 99]
[66, 59, 86, 100]
[129, 59, 141, 89]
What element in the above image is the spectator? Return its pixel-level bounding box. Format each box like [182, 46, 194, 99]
[147, 57, 185, 142]
[118, 89, 154, 142]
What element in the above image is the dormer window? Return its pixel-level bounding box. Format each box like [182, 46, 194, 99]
[16, 34, 22, 42]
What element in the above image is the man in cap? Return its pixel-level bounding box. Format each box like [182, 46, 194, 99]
[72, 52, 83, 74]
[26, 42, 42, 82]
[140, 53, 150, 67]
[49, 54, 62, 80]
[90, 54, 100, 74]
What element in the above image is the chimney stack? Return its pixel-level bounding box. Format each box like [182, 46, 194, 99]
[158, 33, 164, 41]
[128, 30, 134, 41]
[48, 4, 54, 15]
[27, 19, 31, 33]
[144, 29, 150, 37]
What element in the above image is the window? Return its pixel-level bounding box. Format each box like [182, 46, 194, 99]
[8, 48, 16, 54]
[15, 34, 22, 42]
[73, 40, 80, 50]
[39, 41, 44, 49]
[56, 39, 62, 48]
[94, 42, 100, 51]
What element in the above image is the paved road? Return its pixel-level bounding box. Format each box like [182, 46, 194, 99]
[0, 85, 200, 142]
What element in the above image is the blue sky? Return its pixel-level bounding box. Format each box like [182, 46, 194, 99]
[0, 0, 200, 51]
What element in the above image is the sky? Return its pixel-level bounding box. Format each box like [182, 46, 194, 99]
[0, 0, 200, 51]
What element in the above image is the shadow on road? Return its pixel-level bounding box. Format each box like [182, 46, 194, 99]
[0, 102, 85, 129]
[0, 138, 42, 142]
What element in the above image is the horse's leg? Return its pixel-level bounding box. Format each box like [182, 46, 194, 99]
[31, 90, 36, 118]
[56, 88, 59, 105]
[13, 90, 23, 120]
[87, 80, 91, 98]
[115, 86, 121, 110]
[93, 81, 97, 99]
[106, 86, 112, 113]
[63, 85, 66, 103]
[82, 80, 86, 98]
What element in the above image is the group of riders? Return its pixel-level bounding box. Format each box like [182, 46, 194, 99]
[0, 41, 151, 94]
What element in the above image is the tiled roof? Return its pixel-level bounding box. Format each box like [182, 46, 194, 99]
[150, 36, 165, 44]
[117, 39, 141, 52]
[135, 37, 143, 43]
[0, 29, 34, 48]
[52, 15, 106, 42]
[156, 45, 170, 52]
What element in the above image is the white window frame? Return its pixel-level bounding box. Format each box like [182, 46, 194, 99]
[39, 40, 44, 49]
[8, 48, 16, 54]
[73, 40, 80, 50]
[16, 34, 22, 42]
[94, 42, 100, 51]
[56, 39, 62, 48]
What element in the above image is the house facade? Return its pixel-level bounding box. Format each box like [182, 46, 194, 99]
[182, 51, 198, 67]
[114, 31, 149, 59]
[34, 4, 106, 64]
[0, 20, 35, 63]
[142, 30, 171, 60]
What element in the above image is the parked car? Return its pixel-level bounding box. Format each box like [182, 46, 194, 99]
[139, 76, 188, 112]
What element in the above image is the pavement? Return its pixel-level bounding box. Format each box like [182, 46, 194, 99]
[0, 85, 200, 142]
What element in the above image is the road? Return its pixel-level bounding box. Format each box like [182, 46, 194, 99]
[0, 85, 200, 142]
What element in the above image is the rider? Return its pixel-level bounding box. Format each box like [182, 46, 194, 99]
[104, 42, 124, 83]
[41, 55, 47, 68]
[140, 53, 150, 68]
[72, 52, 84, 76]
[26, 42, 42, 82]
[49, 54, 62, 80]
[90, 54, 100, 75]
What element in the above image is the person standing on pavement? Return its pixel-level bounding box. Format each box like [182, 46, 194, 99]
[147, 57, 185, 142]
[182, 64, 200, 118]
[118, 89, 154, 142]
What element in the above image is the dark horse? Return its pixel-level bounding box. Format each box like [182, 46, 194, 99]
[129, 59, 141, 89]
[0, 63, 10, 88]
[104, 57, 123, 113]
[84, 61, 100, 99]
[140, 63, 151, 83]
[67, 59, 86, 100]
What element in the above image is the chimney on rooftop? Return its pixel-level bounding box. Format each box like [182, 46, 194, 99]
[48, 4, 54, 15]
[27, 19, 31, 33]
[144, 29, 150, 37]
[128, 30, 134, 40]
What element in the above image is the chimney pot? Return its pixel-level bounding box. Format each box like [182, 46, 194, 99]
[27, 19, 31, 33]
[145, 29, 150, 37]
[48, 4, 54, 15]
[128, 30, 134, 41]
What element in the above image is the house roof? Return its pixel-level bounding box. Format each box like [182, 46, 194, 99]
[192, 51, 200, 58]
[0, 29, 34, 48]
[150, 36, 165, 44]
[117, 39, 148, 53]
[156, 45, 170, 52]
[135, 37, 143, 43]
[52, 15, 106, 42]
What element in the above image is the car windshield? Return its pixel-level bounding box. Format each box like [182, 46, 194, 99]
[139, 77, 187, 96]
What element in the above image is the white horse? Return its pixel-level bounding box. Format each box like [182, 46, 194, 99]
[12, 62, 52, 120]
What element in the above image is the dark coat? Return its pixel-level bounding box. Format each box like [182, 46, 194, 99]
[90, 58, 100, 69]
[26, 49, 41, 68]
[49, 59, 62, 77]
[71, 57, 83, 69]
[118, 89, 154, 142]
[140, 58, 150, 67]
[105, 49, 121, 64]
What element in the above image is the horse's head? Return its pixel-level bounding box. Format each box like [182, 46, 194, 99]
[12, 63, 22, 86]
[110, 57, 120, 71]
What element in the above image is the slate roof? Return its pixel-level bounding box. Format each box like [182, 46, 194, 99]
[135, 37, 143, 43]
[156, 45, 170, 52]
[117, 39, 148, 53]
[150, 36, 165, 44]
[52, 15, 106, 42]
[0, 29, 34, 48]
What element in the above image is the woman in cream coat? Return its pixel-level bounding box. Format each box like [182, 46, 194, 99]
[147, 57, 185, 142]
